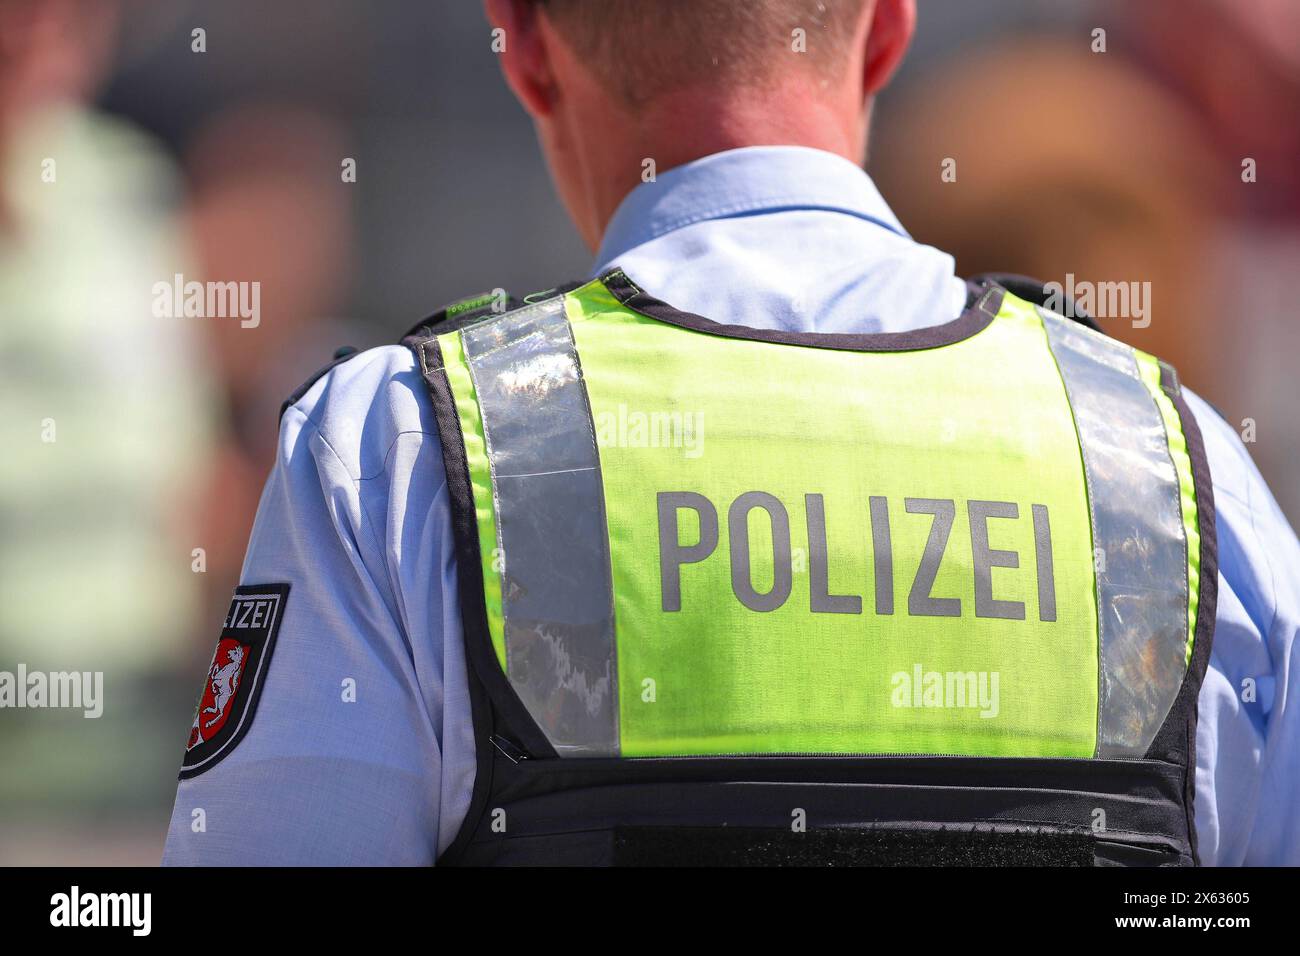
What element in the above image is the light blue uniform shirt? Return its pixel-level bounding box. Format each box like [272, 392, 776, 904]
[163, 146, 1300, 866]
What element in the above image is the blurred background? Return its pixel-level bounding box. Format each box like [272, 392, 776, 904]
[0, 0, 1295, 863]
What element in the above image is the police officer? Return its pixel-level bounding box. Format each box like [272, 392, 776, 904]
[164, 0, 1300, 865]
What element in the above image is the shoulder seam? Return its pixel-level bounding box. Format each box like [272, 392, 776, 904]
[279, 348, 365, 421]
[283, 386, 441, 486]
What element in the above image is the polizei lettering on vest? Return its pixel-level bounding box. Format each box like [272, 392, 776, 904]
[657, 491, 1056, 620]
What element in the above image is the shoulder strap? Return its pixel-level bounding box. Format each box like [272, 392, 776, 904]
[972, 273, 1102, 332]
[400, 281, 589, 346]
[399, 289, 522, 345]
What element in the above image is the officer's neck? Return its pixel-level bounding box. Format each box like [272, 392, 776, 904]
[561, 84, 869, 252]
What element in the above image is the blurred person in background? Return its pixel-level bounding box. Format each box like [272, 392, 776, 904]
[874, 0, 1300, 522]
[872, 37, 1225, 391]
[0, 0, 214, 861]
[0, 0, 372, 864]
[182, 104, 355, 611]
[1121, 0, 1300, 526]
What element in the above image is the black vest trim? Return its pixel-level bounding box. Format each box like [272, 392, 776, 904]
[451, 752, 1193, 867]
[1141, 363, 1218, 864]
[601, 268, 1005, 352]
[409, 335, 556, 866]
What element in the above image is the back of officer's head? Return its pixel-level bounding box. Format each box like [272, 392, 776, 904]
[484, 0, 915, 247]
[538, 0, 872, 105]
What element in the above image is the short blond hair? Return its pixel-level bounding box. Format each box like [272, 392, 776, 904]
[541, 0, 868, 105]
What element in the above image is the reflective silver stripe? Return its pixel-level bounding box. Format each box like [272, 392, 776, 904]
[460, 297, 619, 756]
[1038, 308, 1190, 758]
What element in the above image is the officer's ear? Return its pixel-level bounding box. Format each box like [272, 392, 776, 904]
[484, 0, 558, 118]
[862, 0, 916, 99]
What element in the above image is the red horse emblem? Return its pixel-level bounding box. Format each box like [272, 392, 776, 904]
[187, 639, 250, 750]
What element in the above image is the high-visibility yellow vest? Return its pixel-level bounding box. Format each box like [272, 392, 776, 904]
[404, 271, 1216, 866]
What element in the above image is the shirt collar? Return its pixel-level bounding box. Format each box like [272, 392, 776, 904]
[593, 145, 910, 273]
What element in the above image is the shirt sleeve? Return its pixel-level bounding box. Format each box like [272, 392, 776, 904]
[162, 345, 477, 865]
[1186, 389, 1300, 865]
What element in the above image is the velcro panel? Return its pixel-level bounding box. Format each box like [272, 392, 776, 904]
[612, 826, 1096, 867]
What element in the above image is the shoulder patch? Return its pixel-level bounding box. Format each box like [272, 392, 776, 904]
[180, 583, 290, 779]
